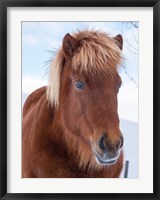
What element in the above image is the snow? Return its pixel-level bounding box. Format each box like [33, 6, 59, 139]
[22, 93, 28, 106]
[120, 119, 138, 178]
[22, 93, 139, 178]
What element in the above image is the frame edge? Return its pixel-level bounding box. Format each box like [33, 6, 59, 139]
[153, 1, 160, 199]
[0, 0, 7, 200]
[0, 0, 159, 199]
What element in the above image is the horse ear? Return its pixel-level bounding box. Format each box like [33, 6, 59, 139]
[62, 33, 80, 61]
[114, 34, 123, 50]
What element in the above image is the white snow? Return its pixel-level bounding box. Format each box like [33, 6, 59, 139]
[22, 93, 28, 106]
[120, 119, 138, 178]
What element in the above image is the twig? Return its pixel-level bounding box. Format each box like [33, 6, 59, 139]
[122, 65, 138, 87]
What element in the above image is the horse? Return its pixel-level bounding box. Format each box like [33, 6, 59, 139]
[22, 29, 124, 178]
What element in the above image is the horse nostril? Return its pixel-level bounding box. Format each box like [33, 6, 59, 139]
[99, 135, 106, 150]
[119, 135, 124, 148]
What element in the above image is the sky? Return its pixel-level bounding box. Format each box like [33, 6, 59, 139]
[22, 22, 138, 122]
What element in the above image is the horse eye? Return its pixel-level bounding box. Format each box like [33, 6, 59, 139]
[75, 81, 85, 90]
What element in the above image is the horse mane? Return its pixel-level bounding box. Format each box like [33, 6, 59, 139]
[47, 29, 123, 107]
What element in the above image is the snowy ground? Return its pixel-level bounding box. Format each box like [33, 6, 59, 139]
[22, 93, 138, 178]
[120, 119, 138, 178]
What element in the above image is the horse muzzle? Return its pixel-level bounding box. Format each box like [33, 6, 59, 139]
[92, 133, 123, 165]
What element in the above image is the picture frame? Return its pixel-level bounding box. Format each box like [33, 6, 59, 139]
[0, 0, 160, 199]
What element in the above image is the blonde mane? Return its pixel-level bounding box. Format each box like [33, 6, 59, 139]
[47, 29, 123, 107]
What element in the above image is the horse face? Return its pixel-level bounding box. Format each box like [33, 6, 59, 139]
[60, 33, 123, 165]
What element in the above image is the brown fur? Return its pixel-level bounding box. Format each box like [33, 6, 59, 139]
[22, 30, 124, 178]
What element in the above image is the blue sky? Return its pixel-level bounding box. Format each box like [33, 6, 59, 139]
[22, 22, 138, 122]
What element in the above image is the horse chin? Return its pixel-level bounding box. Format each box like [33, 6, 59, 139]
[95, 154, 118, 166]
[91, 145, 120, 166]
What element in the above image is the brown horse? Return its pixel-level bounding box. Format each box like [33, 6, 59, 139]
[22, 30, 124, 178]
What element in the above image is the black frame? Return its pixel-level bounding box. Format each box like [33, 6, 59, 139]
[0, 0, 159, 199]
